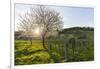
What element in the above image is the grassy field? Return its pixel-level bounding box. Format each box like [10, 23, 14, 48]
[15, 40, 54, 65]
[15, 27, 94, 65]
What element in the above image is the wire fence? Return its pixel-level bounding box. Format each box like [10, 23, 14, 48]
[46, 38, 93, 61]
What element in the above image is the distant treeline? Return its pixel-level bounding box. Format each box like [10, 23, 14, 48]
[59, 27, 94, 34]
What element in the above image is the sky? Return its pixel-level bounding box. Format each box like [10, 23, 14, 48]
[15, 3, 94, 31]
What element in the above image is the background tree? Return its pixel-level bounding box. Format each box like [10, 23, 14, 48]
[18, 5, 63, 49]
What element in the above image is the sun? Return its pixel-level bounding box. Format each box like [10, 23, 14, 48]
[34, 27, 41, 36]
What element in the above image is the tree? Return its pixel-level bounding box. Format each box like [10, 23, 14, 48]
[18, 5, 63, 49]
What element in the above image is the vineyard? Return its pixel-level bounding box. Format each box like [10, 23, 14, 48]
[15, 27, 94, 65]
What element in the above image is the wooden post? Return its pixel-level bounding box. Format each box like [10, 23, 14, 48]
[48, 42, 51, 52]
[64, 41, 67, 59]
[58, 44, 61, 55]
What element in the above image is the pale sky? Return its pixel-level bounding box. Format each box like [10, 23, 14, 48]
[15, 3, 94, 31]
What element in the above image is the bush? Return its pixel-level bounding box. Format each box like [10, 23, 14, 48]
[50, 52, 62, 63]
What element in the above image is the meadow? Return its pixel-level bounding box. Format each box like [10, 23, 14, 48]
[15, 27, 94, 65]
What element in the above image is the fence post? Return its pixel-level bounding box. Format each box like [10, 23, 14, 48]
[64, 40, 67, 61]
[48, 42, 51, 52]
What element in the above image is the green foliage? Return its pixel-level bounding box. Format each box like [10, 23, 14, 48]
[47, 27, 94, 62]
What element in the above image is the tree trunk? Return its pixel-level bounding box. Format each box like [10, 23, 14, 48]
[42, 36, 47, 50]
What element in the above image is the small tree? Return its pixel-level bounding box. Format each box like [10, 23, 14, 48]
[18, 5, 63, 49]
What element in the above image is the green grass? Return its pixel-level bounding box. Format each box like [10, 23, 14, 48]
[15, 40, 55, 65]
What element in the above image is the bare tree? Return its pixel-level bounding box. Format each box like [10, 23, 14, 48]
[18, 5, 63, 49]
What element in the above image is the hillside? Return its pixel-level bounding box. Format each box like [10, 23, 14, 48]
[59, 27, 94, 40]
